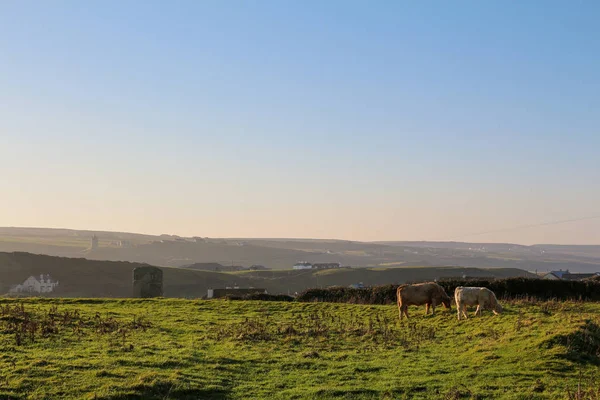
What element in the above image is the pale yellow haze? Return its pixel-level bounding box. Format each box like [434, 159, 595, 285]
[2, 148, 599, 245]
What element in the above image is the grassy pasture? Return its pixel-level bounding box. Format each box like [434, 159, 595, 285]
[0, 299, 598, 399]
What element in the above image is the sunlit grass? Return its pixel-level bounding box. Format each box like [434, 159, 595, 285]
[0, 298, 598, 399]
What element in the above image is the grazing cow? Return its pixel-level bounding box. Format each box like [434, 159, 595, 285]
[396, 282, 452, 320]
[454, 287, 503, 320]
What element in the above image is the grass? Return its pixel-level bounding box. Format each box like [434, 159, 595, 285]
[0, 298, 599, 399]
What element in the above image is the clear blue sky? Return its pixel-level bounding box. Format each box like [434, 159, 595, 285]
[1, 1, 599, 243]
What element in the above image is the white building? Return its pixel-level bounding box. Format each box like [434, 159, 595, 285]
[540, 270, 569, 280]
[293, 261, 313, 270]
[9, 274, 59, 294]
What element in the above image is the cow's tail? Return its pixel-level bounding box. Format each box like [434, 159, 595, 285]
[454, 287, 462, 300]
[396, 284, 408, 295]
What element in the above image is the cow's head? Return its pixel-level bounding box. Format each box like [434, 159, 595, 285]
[493, 302, 503, 314]
[442, 295, 452, 310]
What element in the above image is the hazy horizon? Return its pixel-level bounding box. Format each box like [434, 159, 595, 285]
[2, 2, 599, 245]
[3, 224, 600, 247]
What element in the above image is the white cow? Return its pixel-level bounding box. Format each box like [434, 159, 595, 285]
[454, 287, 503, 320]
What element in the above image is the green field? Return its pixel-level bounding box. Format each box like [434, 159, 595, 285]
[0, 299, 599, 399]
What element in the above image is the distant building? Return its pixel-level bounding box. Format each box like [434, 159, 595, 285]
[561, 272, 600, 281]
[132, 266, 163, 298]
[540, 270, 599, 280]
[207, 288, 267, 299]
[541, 272, 561, 280]
[293, 262, 313, 270]
[9, 274, 59, 294]
[90, 235, 99, 250]
[349, 282, 365, 289]
[118, 240, 132, 248]
[550, 270, 570, 279]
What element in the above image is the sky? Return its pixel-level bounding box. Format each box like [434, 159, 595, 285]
[1, 1, 599, 244]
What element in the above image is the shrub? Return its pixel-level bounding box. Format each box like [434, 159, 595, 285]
[296, 278, 600, 304]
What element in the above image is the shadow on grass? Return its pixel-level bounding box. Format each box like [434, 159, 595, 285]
[545, 319, 600, 365]
[314, 388, 379, 399]
[93, 370, 235, 400]
[95, 386, 231, 400]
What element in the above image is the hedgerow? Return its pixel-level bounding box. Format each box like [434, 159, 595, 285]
[296, 278, 600, 304]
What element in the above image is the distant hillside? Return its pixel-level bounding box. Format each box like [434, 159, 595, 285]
[2, 227, 600, 272]
[0, 228, 371, 269]
[374, 241, 532, 252]
[233, 265, 534, 291]
[0, 252, 258, 297]
[0, 252, 534, 298]
[533, 244, 600, 258]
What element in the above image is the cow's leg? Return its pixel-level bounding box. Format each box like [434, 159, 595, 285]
[462, 305, 468, 320]
[431, 298, 437, 316]
[398, 302, 403, 320]
[478, 301, 486, 316]
[475, 304, 481, 317]
[457, 303, 462, 320]
[403, 305, 409, 319]
[425, 303, 430, 315]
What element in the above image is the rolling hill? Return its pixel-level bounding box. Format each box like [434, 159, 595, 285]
[2, 227, 600, 272]
[0, 252, 534, 297]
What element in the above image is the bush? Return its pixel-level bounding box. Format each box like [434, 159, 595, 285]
[296, 278, 600, 304]
[295, 285, 397, 305]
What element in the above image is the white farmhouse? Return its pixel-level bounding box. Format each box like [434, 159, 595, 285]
[9, 274, 59, 294]
[293, 261, 313, 270]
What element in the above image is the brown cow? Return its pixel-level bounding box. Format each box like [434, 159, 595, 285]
[396, 282, 452, 320]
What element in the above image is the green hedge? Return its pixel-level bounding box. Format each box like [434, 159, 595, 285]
[295, 278, 600, 304]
